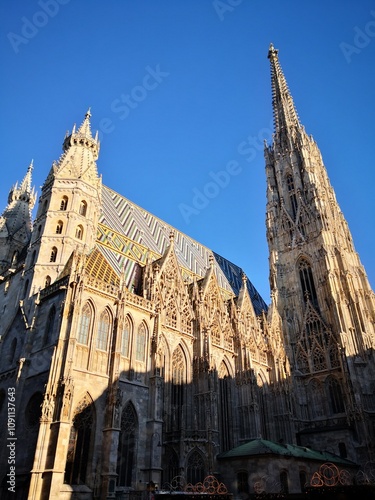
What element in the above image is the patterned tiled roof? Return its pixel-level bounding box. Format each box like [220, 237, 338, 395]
[97, 185, 268, 314]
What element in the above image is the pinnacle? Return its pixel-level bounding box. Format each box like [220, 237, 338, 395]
[77, 108, 93, 139]
[20, 160, 34, 193]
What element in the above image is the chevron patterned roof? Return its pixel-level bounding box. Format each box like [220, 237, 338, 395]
[98, 185, 267, 315]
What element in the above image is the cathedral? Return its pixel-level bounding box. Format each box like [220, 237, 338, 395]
[0, 45, 374, 499]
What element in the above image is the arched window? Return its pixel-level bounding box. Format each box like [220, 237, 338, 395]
[75, 225, 84, 240]
[299, 471, 307, 492]
[77, 303, 92, 345]
[326, 377, 345, 414]
[237, 471, 249, 495]
[280, 471, 289, 494]
[286, 175, 298, 219]
[56, 221, 63, 234]
[121, 316, 132, 357]
[79, 200, 87, 216]
[60, 196, 68, 211]
[117, 402, 138, 487]
[186, 449, 205, 486]
[64, 398, 94, 485]
[97, 309, 111, 350]
[50, 247, 58, 263]
[31, 250, 37, 266]
[25, 392, 43, 429]
[135, 323, 147, 361]
[298, 258, 318, 307]
[44, 306, 56, 344]
[45, 276, 51, 288]
[171, 347, 185, 431]
[219, 362, 232, 451]
[309, 379, 325, 418]
[165, 450, 179, 486]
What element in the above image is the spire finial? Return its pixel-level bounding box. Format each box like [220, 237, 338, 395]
[267, 44, 301, 144]
[85, 107, 91, 118]
[268, 43, 278, 59]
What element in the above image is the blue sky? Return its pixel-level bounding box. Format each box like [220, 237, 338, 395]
[1, 0, 374, 302]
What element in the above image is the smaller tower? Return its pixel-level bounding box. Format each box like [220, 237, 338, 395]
[0, 161, 36, 274]
[24, 110, 102, 295]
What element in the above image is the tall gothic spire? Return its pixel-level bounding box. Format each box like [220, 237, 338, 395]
[0, 161, 36, 272]
[62, 108, 100, 160]
[268, 44, 301, 148]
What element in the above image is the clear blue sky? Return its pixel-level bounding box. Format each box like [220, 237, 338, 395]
[1, 0, 374, 302]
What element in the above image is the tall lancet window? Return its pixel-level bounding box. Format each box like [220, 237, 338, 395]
[219, 362, 232, 451]
[97, 309, 111, 350]
[171, 346, 185, 431]
[286, 175, 298, 219]
[64, 400, 94, 485]
[298, 259, 318, 308]
[117, 402, 138, 487]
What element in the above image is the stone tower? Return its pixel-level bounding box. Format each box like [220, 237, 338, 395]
[0, 161, 36, 274]
[23, 110, 102, 296]
[264, 44, 375, 462]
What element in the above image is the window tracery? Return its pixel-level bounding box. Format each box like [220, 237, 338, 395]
[78, 303, 92, 345]
[97, 309, 110, 350]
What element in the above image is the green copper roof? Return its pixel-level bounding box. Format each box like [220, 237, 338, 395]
[217, 438, 357, 467]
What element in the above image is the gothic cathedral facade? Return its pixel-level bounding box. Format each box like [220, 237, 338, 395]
[0, 46, 374, 499]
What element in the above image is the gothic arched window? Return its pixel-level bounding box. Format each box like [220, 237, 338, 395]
[286, 175, 298, 219]
[78, 303, 92, 345]
[165, 449, 179, 486]
[60, 196, 68, 211]
[117, 402, 138, 487]
[298, 259, 318, 307]
[75, 225, 84, 240]
[135, 323, 147, 361]
[326, 377, 345, 414]
[44, 306, 56, 344]
[171, 347, 185, 430]
[219, 362, 232, 451]
[299, 471, 307, 492]
[280, 471, 289, 494]
[186, 449, 205, 486]
[79, 200, 87, 216]
[64, 399, 94, 485]
[56, 221, 63, 234]
[50, 247, 58, 263]
[45, 276, 51, 288]
[97, 309, 111, 350]
[308, 379, 325, 418]
[121, 316, 132, 357]
[237, 471, 249, 495]
[25, 392, 43, 429]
